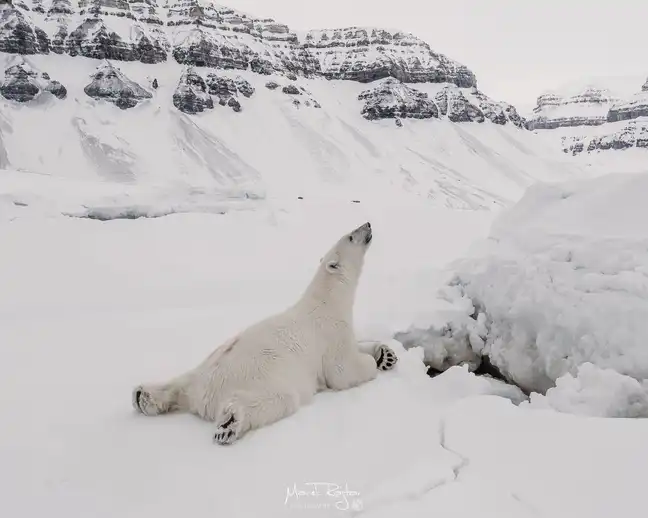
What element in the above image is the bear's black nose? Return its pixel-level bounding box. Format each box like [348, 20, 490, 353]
[366, 222, 371, 229]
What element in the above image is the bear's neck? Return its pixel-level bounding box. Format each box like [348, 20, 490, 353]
[296, 269, 358, 318]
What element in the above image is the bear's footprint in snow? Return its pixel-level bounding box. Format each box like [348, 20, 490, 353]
[374, 345, 398, 371]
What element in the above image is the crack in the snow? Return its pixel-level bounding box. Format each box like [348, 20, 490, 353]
[438, 415, 471, 481]
[350, 415, 469, 517]
[511, 492, 542, 516]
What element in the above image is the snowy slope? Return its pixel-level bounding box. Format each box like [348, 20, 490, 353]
[0, 53, 582, 212]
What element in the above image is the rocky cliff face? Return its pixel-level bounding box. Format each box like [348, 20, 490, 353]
[0, 0, 530, 133]
[531, 77, 648, 155]
[435, 86, 484, 123]
[0, 1, 49, 54]
[0, 57, 66, 101]
[470, 89, 525, 128]
[527, 87, 618, 130]
[0, 0, 479, 89]
[357, 79, 525, 127]
[303, 28, 476, 87]
[358, 78, 438, 120]
[205, 73, 254, 112]
[173, 67, 213, 114]
[562, 120, 648, 155]
[607, 85, 648, 122]
[84, 62, 152, 109]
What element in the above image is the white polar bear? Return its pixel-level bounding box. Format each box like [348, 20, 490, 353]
[132, 222, 397, 444]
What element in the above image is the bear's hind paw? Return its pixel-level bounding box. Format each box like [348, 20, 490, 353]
[213, 404, 244, 445]
[133, 386, 164, 416]
[374, 344, 398, 371]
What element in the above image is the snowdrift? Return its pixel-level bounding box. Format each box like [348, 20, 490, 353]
[396, 172, 648, 414]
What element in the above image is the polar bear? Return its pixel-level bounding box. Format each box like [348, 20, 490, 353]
[132, 222, 397, 444]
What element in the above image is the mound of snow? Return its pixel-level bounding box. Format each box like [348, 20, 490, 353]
[396, 172, 648, 396]
[525, 363, 648, 418]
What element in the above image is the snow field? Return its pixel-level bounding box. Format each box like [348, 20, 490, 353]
[2, 190, 648, 517]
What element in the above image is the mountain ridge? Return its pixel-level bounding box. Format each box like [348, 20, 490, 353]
[0, 0, 478, 87]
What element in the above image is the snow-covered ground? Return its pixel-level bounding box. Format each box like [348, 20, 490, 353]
[2, 190, 648, 517]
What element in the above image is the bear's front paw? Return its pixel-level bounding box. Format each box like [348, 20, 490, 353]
[213, 404, 244, 445]
[374, 344, 398, 371]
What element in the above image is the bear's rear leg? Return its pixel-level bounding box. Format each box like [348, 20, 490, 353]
[213, 390, 300, 445]
[133, 373, 192, 416]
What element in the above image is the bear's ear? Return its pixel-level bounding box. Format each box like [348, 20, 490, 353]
[326, 260, 340, 273]
[325, 253, 341, 273]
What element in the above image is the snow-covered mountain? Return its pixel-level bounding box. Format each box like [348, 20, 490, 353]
[528, 75, 648, 165]
[0, 0, 580, 214]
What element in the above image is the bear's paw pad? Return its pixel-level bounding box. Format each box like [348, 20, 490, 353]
[375, 344, 398, 371]
[214, 406, 243, 445]
[132, 386, 165, 416]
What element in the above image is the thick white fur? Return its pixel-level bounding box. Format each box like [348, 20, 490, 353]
[132, 222, 396, 444]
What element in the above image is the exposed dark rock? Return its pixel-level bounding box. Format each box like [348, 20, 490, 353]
[471, 89, 506, 125]
[358, 78, 438, 120]
[528, 88, 616, 130]
[471, 88, 526, 128]
[227, 96, 241, 112]
[50, 26, 67, 54]
[561, 120, 648, 154]
[167, 3, 320, 76]
[249, 57, 274, 75]
[66, 18, 167, 64]
[265, 81, 280, 90]
[0, 3, 50, 54]
[45, 80, 67, 99]
[172, 29, 250, 70]
[152, 78, 158, 89]
[47, 0, 74, 15]
[285, 72, 297, 81]
[435, 86, 484, 123]
[235, 77, 254, 97]
[282, 84, 301, 95]
[136, 34, 167, 64]
[205, 73, 253, 111]
[504, 104, 527, 129]
[303, 27, 476, 87]
[358, 78, 439, 120]
[84, 62, 152, 110]
[0, 59, 66, 102]
[173, 68, 213, 114]
[67, 20, 135, 61]
[206, 74, 238, 98]
[607, 87, 648, 122]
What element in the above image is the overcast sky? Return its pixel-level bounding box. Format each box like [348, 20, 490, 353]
[224, 0, 648, 111]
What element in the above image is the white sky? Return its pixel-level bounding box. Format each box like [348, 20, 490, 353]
[223, 0, 648, 112]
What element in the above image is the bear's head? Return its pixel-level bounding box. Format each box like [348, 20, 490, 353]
[299, 222, 373, 311]
[320, 222, 373, 281]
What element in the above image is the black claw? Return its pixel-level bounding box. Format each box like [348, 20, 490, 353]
[135, 390, 143, 412]
[226, 430, 233, 438]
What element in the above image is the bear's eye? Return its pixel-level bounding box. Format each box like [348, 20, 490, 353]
[329, 262, 339, 270]
[348, 236, 353, 242]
